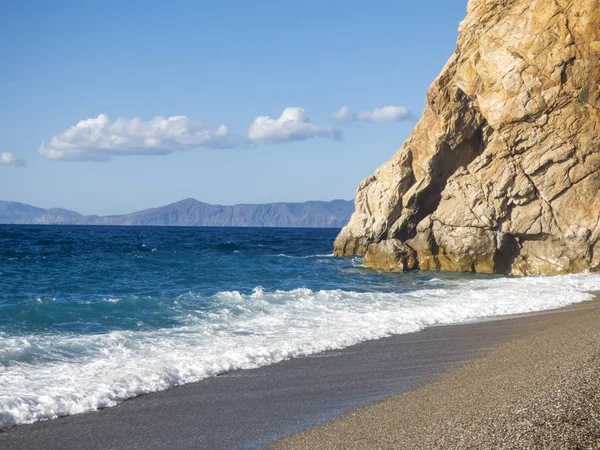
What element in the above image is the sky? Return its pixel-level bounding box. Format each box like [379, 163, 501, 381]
[0, 0, 468, 215]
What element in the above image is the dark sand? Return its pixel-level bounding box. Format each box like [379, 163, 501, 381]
[1, 301, 597, 450]
[274, 298, 600, 449]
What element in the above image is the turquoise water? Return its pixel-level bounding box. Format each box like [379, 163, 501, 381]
[1, 225, 599, 428]
[0, 225, 426, 335]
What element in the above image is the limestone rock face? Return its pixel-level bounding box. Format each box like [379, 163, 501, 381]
[334, 0, 600, 275]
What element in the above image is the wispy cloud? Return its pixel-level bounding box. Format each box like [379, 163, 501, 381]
[39, 114, 237, 161]
[0, 152, 25, 167]
[332, 105, 415, 123]
[248, 107, 341, 143]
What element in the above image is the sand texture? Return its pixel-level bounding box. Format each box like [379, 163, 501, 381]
[274, 300, 600, 449]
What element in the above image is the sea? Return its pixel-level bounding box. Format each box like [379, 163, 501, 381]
[1, 224, 600, 429]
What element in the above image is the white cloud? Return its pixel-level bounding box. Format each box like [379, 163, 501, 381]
[0, 152, 25, 167]
[248, 107, 341, 143]
[39, 114, 235, 161]
[332, 105, 414, 123]
[331, 106, 354, 121]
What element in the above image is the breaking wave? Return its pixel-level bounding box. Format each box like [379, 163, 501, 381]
[1, 273, 599, 428]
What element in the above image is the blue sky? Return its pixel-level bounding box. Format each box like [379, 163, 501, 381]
[0, 0, 467, 215]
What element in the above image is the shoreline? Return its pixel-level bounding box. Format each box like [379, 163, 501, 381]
[274, 295, 600, 449]
[1, 298, 597, 449]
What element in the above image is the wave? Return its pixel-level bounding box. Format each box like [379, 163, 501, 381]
[1, 273, 599, 428]
[274, 253, 334, 258]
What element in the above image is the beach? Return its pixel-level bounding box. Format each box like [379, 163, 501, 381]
[4, 0, 600, 448]
[1, 297, 597, 449]
[275, 296, 600, 449]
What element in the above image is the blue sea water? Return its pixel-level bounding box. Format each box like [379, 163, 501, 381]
[1, 225, 599, 428]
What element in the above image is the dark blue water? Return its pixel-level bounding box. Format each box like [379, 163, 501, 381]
[0, 225, 439, 335]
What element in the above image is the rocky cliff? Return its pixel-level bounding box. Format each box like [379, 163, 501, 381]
[335, 0, 600, 275]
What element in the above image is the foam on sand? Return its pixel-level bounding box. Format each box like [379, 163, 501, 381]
[1, 273, 599, 428]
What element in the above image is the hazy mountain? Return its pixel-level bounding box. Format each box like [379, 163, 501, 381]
[0, 201, 82, 225]
[0, 199, 354, 228]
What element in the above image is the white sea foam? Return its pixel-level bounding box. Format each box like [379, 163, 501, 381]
[275, 253, 334, 258]
[1, 273, 600, 428]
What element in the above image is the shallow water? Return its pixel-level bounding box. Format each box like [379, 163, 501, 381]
[1, 225, 599, 428]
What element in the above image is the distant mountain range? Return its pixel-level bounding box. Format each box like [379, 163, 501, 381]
[0, 198, 354, 228]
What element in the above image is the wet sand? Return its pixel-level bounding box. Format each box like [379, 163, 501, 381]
[274, 297, 600, 449]
[1, 300, 597, 450]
